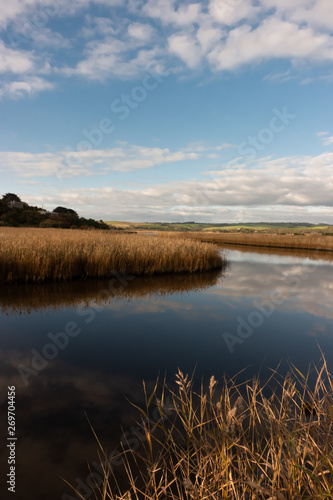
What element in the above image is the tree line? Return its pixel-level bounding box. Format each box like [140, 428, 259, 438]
[0, 193, 110, 230]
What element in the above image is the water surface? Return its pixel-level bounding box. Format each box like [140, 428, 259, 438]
[0, 247, 332, 499]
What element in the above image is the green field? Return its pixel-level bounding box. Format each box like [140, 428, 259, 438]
[105, 221, 333, 234]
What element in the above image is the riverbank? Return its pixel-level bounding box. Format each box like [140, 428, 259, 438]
[0, 228, 226, 284]
[159, 231, 333, 252]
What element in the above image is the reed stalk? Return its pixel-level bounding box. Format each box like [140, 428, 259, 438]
[86, 358, 333, 499]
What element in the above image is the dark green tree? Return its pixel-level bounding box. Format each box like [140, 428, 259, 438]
[53, 206, 78, 218]
[2, 193, 22, 203]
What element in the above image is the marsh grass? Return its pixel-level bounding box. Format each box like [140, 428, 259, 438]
[87, 358, 333, 500]
[0, 228, 225, 284]
[160, 231, 333, 252]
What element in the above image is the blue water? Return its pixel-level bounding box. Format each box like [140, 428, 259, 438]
[0, 248, 332, 499]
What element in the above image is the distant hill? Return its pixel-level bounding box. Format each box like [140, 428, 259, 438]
[105, 221, 333, 234]
[0, 193, 110, 230]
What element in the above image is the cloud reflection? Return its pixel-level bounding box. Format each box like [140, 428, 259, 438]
[1, 247, 333, 500]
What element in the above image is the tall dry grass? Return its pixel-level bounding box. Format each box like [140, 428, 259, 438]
[160, 231, 333, 252]
[84, 358, 333, 500]
[0, 228, 225, 284]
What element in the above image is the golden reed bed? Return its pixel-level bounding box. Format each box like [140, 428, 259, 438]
[82, 359, 333, 499]
[0, 228, 225, 284]
[159, 231, 333, 252]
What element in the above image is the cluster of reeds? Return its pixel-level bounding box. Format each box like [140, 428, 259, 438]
[0, 228, 225, 284]
[89, 359, 333, 499]
[160, 231, 333, 252]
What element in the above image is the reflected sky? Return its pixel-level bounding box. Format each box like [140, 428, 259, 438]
[0, 248, 332, 500]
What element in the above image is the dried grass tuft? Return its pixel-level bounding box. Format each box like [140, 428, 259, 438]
[87, 357, 333, 499]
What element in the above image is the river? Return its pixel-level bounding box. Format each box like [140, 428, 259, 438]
[0, 246, 332, 499]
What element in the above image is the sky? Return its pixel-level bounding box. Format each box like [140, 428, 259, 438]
[0, 0, 333, 223]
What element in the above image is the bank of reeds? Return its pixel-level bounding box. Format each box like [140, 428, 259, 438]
[159, 231, 333, 252]
[86, 359, 333, 499]
[0, 228, 225, 284]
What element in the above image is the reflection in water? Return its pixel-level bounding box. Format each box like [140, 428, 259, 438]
[0, 248, 333, 500]
[0, 270, 224, 314]
[219, 242, 333, 262]
[218, 249, 333, 321]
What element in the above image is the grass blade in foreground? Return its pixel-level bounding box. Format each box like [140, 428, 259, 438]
[83, 358, 333, 499]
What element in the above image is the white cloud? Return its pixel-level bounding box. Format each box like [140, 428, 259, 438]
[29, 28, 71, 49]
[63, 35, 165, 79]
[0, 0, 123, 29]
[79, 15, 122, 38]
[0, 40, 35, 73]
[2, 0, 333, 84]
[196, 23, 223, 53]
[168, 33, 202, 68]
[322, 136, 333, 146]
[261, 0, 333, 31]
[0, 145, 199, 178]
[23, 185, 333, 224]
[208, 0, 260, 26]
[127, 22, 155, 43]
[215, 143, 236, 151]
[0, 76, 53, 99]
[317, 131, 333, 146]
[208, 16, 333, 72]
[263, 70, 294, 83]
[63, 37, 127, 78]
[2, 147, 333, 222]
[0, 0, 40, 29]
[0, 151, 68, 178]
[142, 0, 202, 26]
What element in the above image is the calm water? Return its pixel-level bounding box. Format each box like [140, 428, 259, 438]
[1, 247, 333, 499]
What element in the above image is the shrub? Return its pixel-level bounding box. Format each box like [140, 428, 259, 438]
[39, 219, 65, 228]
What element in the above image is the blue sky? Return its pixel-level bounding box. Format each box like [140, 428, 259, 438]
[0, 0, 333, 223]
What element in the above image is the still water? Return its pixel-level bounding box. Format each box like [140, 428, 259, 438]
[0, 246, 333, 499]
